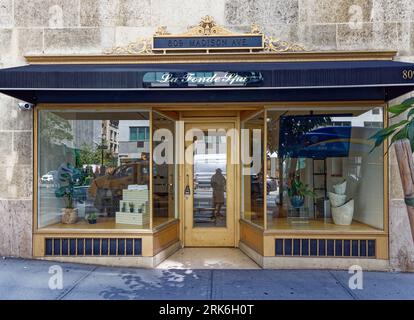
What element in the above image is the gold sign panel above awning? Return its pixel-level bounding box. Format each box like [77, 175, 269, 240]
[105, 16, 306, 55]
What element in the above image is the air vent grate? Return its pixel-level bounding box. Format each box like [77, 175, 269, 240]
[275, 239, 376, 258]
[45, 238, 142, 257]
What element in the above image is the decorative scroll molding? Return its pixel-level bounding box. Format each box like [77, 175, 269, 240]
[264, 36, 306, 53]
[104, 37, 152, 55]
[182, 15, 233, 36]
[104, 15, 306, 55]
[155, 26, 169, 36]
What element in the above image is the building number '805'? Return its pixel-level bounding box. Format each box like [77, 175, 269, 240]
[402, 69, 414, 80]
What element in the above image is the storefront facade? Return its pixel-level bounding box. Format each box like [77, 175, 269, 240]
[1, 3, 414, 270]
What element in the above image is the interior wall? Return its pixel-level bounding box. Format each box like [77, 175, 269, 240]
[346, 148, 384, 229]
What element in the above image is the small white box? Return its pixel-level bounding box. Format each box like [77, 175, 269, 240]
[122, 189, 149, 201]
[128, 184, 148, 191]
[115, 212, 150, 225]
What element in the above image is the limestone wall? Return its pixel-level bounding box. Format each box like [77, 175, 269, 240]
[0, 0, 413, 269]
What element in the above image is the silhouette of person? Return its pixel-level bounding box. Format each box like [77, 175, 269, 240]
[211, 168, 226, 219]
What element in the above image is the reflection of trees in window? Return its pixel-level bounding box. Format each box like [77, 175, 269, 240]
[39, 112, 73, 144]
[278, 115, 333, 160]
[267, 114, 333, 208]
[77, 143, 117, 167]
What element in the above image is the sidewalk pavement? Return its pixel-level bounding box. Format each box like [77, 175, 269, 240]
[0, 258, 413, 300]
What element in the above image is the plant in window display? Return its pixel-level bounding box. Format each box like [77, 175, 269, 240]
[55, 156, 83, 224]
[287, 178, 315, 209]
[86, 212, 97, 224]
[129, 202, 135, 213]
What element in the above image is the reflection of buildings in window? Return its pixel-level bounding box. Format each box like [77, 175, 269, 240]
[129, 126, 150, 141]
[364, 121, 382, 128]
[332, 121, 351, 127]
[118, 120, 150, 164]
[70, 120, 101, 150]
[331, 110, 383, 128]
[102, 120, 119, 154]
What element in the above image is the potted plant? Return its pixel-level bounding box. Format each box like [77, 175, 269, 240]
[129, 202, 135, 213]
[55, 174, 78, 224]
[87, 212, 97, 224]
[122, 202, 127, 212]
[287, 178, 315, 208]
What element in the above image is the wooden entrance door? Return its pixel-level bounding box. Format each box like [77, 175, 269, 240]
[183, 122, 236, 246]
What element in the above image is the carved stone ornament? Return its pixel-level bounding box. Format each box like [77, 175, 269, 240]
[264, 36, 306, 52]
[104, 15, 306, 54]
[155, 26, 169, 36]
[182, 15, 233, 36]
[104, 37, 152, 54]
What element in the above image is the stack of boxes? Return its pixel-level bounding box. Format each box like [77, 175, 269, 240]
[115, 185, 149, 225]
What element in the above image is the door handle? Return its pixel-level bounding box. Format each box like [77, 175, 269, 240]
[184, 174, 191, 196]
[168, 174, 174, 191]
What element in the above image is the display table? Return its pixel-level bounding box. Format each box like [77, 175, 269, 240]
[287, 207, 310, 225]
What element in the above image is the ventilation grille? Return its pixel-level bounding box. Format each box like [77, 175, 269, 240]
[45, 238, 142, 257]
[275, 239, 376, 258]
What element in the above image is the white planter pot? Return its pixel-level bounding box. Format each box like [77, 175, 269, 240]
[328, 192, 347, 207]
[332, 199, 354, 225]
[333, 180, 347, 195]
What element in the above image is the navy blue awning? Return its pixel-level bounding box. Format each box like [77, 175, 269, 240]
[0, 60, 414, 103]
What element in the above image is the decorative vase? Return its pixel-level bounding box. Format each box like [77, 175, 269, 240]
[61, 208, 78, 224]
[77, 202, 86, 218]
[333, 180, 347, 195]
[290, 195, 304, 208]
[88, 218, 97, 224]
[331, 199, 354, 225]
[328, 192, 347, 207]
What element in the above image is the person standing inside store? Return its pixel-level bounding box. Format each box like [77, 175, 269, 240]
[211, 168, 226, 219]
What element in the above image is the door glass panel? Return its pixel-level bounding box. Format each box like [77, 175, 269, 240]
[193, 130, 227, 228]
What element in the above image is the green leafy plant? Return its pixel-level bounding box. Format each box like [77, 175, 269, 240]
[88, 213, 97, 220]
[370, 97, 414, 152]
[287, 178, 316, 198]
[55, 184, 75, 209]
[54, 162, 83, 209]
